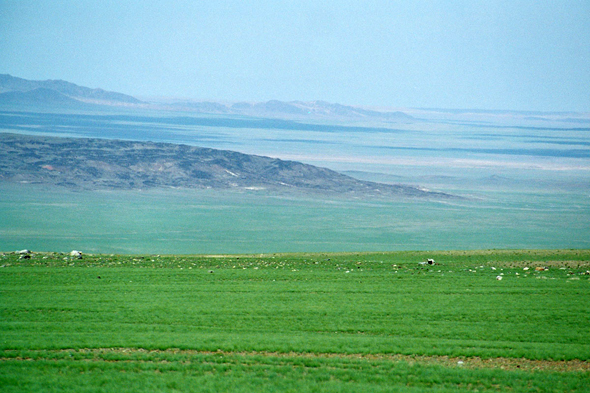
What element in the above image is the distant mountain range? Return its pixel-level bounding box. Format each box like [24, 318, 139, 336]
[0, 133, 454, 199]
[0, 74, 413, 122]
[165, 99, 415, 122]
[0, 74, 143, 106]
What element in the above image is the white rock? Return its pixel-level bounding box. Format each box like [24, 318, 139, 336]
[496, 276, 503, 280]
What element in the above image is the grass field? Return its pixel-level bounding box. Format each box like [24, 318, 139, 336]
[1, 249, 589, 391]
[2, 183, 589, 255]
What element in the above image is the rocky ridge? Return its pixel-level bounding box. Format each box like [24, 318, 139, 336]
[0, 133, 454, 199]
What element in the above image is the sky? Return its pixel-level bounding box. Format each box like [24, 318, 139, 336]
[1, 0, 589, 112]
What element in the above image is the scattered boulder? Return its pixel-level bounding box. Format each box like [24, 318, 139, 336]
[496, 276, 503, 280]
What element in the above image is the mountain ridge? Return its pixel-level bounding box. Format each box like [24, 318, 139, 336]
[0, 88, 97, 108]
[0, 74, 142, 105]
[0, 74, 414, 122]
[166, 99, 415, 122]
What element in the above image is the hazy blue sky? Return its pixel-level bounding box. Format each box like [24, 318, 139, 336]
[1, 0, 589, 111]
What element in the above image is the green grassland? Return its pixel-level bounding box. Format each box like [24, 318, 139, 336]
[2, 183, 590, 255]
[1, 249, 589, 391]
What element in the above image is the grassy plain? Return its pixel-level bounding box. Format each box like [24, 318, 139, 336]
[2, 182, 589, 254]
[1, 249, 589, 392]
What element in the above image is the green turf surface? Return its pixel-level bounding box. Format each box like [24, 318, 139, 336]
[1, 351, 589, 393]
[1, 250, 589, 391]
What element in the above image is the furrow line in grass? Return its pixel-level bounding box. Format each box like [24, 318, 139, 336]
[1, 349, 589, 373]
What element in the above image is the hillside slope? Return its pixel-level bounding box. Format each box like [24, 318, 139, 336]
[0, 133, 453, 199]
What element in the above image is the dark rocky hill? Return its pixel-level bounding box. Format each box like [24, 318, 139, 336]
[0, 133, 454, 199]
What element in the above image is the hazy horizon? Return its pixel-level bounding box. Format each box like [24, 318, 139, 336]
[1, 1, 589, 112]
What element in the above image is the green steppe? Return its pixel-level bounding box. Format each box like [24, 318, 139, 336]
[1, 249, 589, 392]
